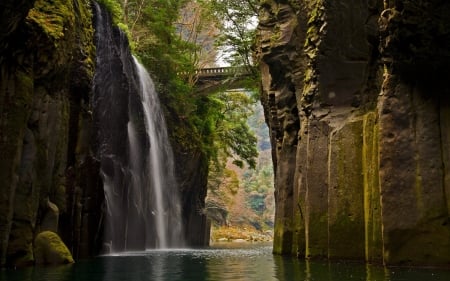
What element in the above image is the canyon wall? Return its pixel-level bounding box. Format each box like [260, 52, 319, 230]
[0, 0, 210, 267]
[256, 0, 450, 266]
[0, 0, 102, 267]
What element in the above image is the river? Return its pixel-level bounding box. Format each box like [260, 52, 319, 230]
[2, 243, 449, 281]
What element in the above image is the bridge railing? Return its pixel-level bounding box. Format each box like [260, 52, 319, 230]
[195, 66, 249, 77]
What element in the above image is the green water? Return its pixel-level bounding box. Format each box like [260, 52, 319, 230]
[1, 243, 449, 281]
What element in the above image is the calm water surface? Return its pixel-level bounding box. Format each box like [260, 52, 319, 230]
[2, 243, 449, 281]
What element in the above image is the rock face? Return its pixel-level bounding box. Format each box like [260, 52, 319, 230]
[34, 231, 74, 265]
[92, 2, 148, 251]
[174, 144, 211, 246]
[256, 0, 450, 266]
[1, 0, 211, 266]
[0, 0, 103, 267]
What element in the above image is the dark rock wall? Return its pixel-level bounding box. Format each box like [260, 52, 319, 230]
[0, 0, 102, 267]
[256, 0, 450, 266]
[92, 2, 148, 252]
[0, 0, 211, 267]
[175, 146, 210, 246]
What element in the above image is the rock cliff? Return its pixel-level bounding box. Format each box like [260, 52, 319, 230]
[0, 0, 211, 267]
[256, 0, 450, 266]
[0, 0, 102, 267]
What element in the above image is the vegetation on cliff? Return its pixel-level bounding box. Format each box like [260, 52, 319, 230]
[96, 0, 265, 245]
[97, 0, 259, 172]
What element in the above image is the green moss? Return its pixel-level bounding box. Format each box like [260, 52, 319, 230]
[304, 0, 324, 46]
[27, 0, 75, 41]
[292, 201, 306, 257]
[96, 0, 123, 24]
[272, 217, 294, 255]
[328, 120, 365, 260]
[362, 113, 383, 263]
[301, 0, 325, 112]
[74, 0, 96, 81]
[34, 231, 74, 265]
[305, 212, 328, 259]
[95, 0, 132, 45]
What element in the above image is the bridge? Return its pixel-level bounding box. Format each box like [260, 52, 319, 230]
[191, 66, 255, 94]
[196, 66, 249, 79]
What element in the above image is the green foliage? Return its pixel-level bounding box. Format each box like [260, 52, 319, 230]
[99, 0, 260, 179]
[208, 0, 258, 67]
[209, 91, 258, 169]
[248, 193, 265, 214]
[204, 0, 261, 97]
[96, 0, 123, 24]
[96, 0, 133, 43]
[128, 0, 197, 113]
[241, 104, 274, 219]
[206, 101, 274, 230]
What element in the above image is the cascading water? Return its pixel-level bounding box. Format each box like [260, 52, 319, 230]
[92, 2, 184, 252]
[132, 57, 184, 248]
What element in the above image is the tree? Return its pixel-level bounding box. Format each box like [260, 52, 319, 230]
[97, 0, 259, 171]
[208, 0, 259, 69]
[213, 90, 258, 168]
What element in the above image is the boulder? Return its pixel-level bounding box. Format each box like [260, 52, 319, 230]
[34, 231, 74, 265]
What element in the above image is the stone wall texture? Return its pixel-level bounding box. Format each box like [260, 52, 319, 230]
[0, 0, 102, 267]
[0, 0, 211, 267]
[256, 0, 450, 266]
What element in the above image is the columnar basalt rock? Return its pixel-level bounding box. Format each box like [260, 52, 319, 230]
[0, 0, 101, 267]
[256, 0, 450, 266]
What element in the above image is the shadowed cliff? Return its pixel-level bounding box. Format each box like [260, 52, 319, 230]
[256, 0, 450, 267]
[0, 0, 102, 267]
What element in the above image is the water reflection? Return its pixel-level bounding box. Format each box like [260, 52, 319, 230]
[273, 254, 449, 281]
[204, 244, 277, 280]
[1, 243, 449, 281]
[0, 264, 73, 281]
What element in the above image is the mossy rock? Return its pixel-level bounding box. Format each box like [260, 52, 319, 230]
[34, 231, 74, 265]
[26, 0, 74, 41]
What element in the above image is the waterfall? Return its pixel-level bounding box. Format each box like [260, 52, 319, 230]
[132, 57, 184, 249]
[92, 2, 184, 252]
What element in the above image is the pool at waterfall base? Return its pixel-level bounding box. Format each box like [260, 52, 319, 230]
[2, 243, 449, 281]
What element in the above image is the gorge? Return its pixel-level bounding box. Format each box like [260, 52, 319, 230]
[0, 0, 449, 271]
